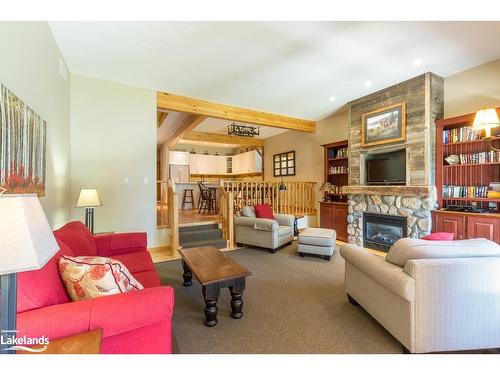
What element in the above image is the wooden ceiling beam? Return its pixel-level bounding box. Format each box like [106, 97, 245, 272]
[157, 92, 316, 132]
[181, 131, 264, 147]
[157, 111, 168, 128]
[167, 114, 207, 146]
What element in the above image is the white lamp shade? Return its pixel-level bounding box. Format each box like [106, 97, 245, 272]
[76, 188, 102, 207]
[0, 194, 59, 275]
[473, 108, 500, 130]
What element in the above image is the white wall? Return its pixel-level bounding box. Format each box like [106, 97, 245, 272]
[444, 58, 500, 117]
[70, 75, 163, 246]
[264, 110, 349, 183]
[0, 22, 71, 228]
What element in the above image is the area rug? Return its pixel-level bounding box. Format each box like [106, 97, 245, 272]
[154, 243, 402, 354]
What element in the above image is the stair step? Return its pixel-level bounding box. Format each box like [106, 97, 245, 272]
[180, 228, 223, 244]
[179, 223, 219, 233]
[181, 238, 227, 250]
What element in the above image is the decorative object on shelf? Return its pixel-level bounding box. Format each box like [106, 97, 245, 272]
[76, 188, 102, 234]
[189, 149, 196, 154]
[444, 154, 460, 165]
[361, 102, 406, 147]
[319, 182, 333, 201]
[473, 108, 500, 151]
[0, 84, 47, 195]
[278, 178, 287, 192]
[490, 182, 500, 192]
[273, 151, 295, 177]
[203, 150, 209, 155]
[0, 194, 59, 354]
[227, 123, 260, 137]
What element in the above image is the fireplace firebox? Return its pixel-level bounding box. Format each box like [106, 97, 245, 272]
[363, 212, 407, 252]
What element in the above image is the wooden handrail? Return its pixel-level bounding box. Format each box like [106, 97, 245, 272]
[219, 186, 235, 249]
[221, 180, 317, 215]
[167, 179, 180, 252]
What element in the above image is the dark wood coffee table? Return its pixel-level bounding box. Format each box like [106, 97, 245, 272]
[179, 246, 252, 327]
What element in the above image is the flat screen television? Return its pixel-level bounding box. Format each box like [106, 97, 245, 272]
[366, 149, 406, 185]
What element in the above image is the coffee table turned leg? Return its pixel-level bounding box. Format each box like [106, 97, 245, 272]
[181, 261, 193, 286]
[202, 284, 220, 327]
[229, 278, 246, 319]
[229, 287, 243, 319]
[204, 298, 218, 327]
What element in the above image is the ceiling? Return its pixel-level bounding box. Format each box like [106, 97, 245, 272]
[156, 111, 286, 145]
[49, 21, 500, 120]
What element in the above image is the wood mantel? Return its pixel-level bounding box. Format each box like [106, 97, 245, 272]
[343, 185, 431, 197]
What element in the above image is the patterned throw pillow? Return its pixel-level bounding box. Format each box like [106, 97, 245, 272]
[58, 255, 143, 301]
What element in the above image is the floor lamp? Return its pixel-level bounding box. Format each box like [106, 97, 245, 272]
[76, 188, 102, 234]
[0, 194, 59, 354]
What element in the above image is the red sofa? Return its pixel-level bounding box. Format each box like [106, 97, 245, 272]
[16, 221, 174, 354]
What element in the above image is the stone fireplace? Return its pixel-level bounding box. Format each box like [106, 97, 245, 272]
[343, 73, 443, 247]
[363, 212, 407, 251]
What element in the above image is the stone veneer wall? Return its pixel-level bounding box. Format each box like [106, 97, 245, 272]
[345, 73, 443, 246]
[348, 73, 444, 186]
[347, 194, 436, 246]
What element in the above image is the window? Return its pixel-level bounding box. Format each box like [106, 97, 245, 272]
[273, 151, 295, 177]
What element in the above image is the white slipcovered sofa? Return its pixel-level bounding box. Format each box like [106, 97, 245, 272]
[234, 206, 294, 252]
[340, 238, 500, 353]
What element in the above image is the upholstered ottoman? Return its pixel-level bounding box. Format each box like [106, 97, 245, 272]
[297, 228, 336, 261]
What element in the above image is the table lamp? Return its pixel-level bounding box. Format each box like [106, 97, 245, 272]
[76, 188, 102, 234]
[319, 182, 333, 201]
[473, 108, 500, 151]
[0, 194, 59, 354]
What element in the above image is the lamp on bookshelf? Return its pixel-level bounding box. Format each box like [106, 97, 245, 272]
[473, 108, 500, 151]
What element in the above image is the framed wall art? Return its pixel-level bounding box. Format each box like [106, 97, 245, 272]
[0, 83, 47, 195]
[361, 102, 406, 147]
[273, 151, 295, 177]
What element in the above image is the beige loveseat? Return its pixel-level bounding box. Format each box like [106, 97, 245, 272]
[340, 238, 500, 353]
[234, 206, 294, 252]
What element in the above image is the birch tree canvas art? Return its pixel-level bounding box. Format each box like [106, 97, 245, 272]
[0, 84, 46, 195]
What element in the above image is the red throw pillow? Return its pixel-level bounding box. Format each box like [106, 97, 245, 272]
[254, 204, 275, 220]
[422, 232, 455, 241]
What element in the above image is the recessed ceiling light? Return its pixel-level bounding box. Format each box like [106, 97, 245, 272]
[329, 96, 336, 102]
[413, 58, 423, 67]
[364, 81, 372, 88]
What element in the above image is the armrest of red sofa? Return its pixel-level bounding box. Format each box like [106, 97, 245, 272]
[17, 286, 174, 341]
[17, 299, 93, 340]
[89, 286, 174, 338]
[94, 232, 147, 256]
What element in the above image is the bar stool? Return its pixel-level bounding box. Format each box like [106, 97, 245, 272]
[182, 189, 194, 210]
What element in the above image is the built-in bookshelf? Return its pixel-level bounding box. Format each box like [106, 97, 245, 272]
[436, 109, 500, 213]
[322, 140, 348, 202]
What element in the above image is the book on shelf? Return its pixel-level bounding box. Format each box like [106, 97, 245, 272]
[443, 126, 482, 144]
[443, 185, 489, 199]
[452, 150, 500, 165]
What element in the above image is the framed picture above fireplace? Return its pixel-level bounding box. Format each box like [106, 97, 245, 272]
[361, 102, 406, 147]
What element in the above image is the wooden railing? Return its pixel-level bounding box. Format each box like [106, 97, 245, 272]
[219, 187, 234, 249]
[221, 180, 317, 215]
[167, 179, 180, 251]
[157, 179, 180, 251]
[156, 180, 169, 227]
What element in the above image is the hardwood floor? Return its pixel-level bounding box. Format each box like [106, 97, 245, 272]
[179, 209, 220, 224]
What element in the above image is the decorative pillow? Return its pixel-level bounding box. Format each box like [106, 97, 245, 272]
[58, 255, 143, 301]
[254, 204, 275, 219]
[422, 232, 455, 241]
[240, 206, 256, 218]
[386, 238, 500, 267]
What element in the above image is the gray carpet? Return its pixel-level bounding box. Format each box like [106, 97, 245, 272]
[155, 243, 402, 354]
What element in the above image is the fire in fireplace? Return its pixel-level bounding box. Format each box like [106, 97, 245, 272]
[363, 212, 407, 252]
